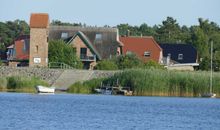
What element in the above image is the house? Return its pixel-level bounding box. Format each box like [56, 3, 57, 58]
[6, 35, 30, 67]
[49, 26, 123, 69]
[159, 43, 199, 71]
[119, 36, 163, 63]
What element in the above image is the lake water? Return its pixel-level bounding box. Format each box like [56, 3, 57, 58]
[0, 93, 220, 130]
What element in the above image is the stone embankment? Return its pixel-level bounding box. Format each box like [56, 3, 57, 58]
[0, 66, 119, 89]
[0, 66, 63, 85]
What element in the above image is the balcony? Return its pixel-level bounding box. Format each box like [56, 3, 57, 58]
[80, 54, 96, 61]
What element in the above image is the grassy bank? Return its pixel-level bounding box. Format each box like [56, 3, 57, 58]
[68, 69, 220, 97]
[0, 76, 48, 93]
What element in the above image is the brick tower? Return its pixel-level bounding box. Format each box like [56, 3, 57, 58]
[29, 13, 49, 67]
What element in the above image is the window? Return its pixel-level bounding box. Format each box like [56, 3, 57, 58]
[144, 51, 151, 57]
[178, 54, 183, 60]
[80, 48, 87, 59]
[35, 45, 38, 53]
[61, 32, 68, 39]
[95, 34, 102, 40]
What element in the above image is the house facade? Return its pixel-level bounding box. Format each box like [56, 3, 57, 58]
[159, 43, 199, 70]
[119, 36, 163, 63]
[49, 26, 123, 69]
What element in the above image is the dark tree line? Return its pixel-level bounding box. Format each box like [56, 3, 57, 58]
[0, 20, 29, 50]
[0, 17, 220, 70]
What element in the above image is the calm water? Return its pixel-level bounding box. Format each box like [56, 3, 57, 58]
[0, 93, 220, 130]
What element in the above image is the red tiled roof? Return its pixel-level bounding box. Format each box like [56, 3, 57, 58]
[14, 38, 29, 60]
[119, 36, 162, 62]
[30, 13, 49, 28]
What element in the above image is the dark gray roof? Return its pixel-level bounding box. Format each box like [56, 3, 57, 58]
[49, 26, 121, 59]
[159, 43, 198, 63]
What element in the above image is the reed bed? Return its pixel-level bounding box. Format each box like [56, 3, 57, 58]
[68, 69, 220, 97]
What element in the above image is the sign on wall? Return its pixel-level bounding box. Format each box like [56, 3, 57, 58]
[34, 58, 41, 64]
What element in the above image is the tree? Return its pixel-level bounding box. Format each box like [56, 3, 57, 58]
[139, 23, 157, 36]
[51, 20, 83, 27]
[156, 17, 182, 43]
[116, 53, 143, 69]
[191, 26, 209, 58]
[95, 60, 118, 70]
[48, 40, 83, 69]
[0, 20, 29, 48]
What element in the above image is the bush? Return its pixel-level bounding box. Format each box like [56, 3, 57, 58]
[116, 53, 144, 69]
[144, 60, 164, 69]
[6, 76, 49, 92]
[0, 78, 7, 90]
[95, 60, 118, 70]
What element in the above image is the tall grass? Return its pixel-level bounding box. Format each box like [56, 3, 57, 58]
[0, 76, 48, 93]
[67, 78, 105, 94]
[68, 69, 220, 97]
[107, 69, 220, 96]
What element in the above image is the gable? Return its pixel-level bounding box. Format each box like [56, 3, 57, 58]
[120, 37, 162, 62]
[68, 32, 101, 60]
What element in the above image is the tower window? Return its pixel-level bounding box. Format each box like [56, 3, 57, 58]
[35, 45, 38, 53]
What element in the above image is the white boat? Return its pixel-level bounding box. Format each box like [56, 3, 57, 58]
[201, 41, 216, 98]
[35, 85, 55, 93]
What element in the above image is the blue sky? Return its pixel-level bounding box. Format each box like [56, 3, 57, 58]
[0, 0, 219, 27]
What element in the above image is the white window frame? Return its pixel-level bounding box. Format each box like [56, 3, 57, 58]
[178, 54, 183, 60]
[144, 51, 151, 57]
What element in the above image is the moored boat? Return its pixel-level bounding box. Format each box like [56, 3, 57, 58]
[35, 85, 55, 93]
[201, 93, 216, 98]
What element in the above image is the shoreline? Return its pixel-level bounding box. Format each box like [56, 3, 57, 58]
[0, 90, 219, 98]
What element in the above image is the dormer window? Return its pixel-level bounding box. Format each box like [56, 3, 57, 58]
[61, 32, 68, 39]
[178, 54, 183, 60]
[144, 51, 151, 57]
[95, 34, 102, 40]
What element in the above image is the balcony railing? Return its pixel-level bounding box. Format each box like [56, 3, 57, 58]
[80, 54, 96, 61]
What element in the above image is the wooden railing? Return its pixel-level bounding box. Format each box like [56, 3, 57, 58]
[48, 62, 74, 69]
[80, 54, 96, 61]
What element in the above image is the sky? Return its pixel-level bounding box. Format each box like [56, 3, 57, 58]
[0, 0, 220, 27]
